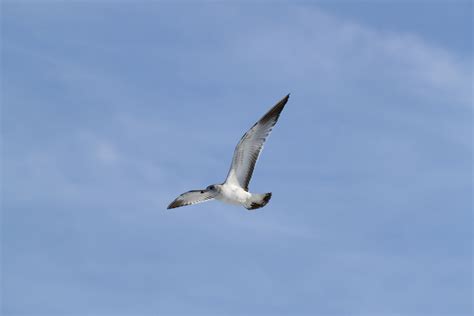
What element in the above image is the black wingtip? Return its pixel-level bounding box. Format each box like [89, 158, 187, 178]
[167, 201, 178, 209]
[280, 94, 290, 107]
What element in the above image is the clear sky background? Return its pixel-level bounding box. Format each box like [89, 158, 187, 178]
[2, 1, 472, 315]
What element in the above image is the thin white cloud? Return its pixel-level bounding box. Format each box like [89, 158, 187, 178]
[217, 6, 472, 106]
[95, 141, 119, 164]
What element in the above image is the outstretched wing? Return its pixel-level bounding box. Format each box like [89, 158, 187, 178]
[225, 94, 289, 191]
[167, 190, 216, 209]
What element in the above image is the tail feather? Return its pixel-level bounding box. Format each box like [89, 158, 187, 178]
[245, 193, 272, 210]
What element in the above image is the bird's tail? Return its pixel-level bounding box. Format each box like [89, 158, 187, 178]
[245, 193, 272, 210]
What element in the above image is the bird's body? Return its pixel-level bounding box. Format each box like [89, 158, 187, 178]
[215, 183, 250, 206]
[167, 94, 289, 211]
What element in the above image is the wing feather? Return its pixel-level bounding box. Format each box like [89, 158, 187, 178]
[167, 190, 216, 209]
[225, 94, 289, 191]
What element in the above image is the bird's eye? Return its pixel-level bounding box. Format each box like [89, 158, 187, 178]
[208, 185, 214, 190]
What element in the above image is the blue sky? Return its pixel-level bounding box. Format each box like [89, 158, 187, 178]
[1, 1, 472, 315]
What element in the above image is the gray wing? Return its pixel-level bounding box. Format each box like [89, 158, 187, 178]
[225, 94, 289, 191]
[167, 190, 217, 209]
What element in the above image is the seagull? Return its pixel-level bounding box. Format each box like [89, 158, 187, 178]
[167, 94, 290, 210]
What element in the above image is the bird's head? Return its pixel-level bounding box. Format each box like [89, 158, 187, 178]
[206, 184, 220, 192]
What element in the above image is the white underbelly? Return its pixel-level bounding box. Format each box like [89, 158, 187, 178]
[217, 184, 251, 205]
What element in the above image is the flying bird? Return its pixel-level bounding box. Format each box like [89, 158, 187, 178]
[167, 94, 290, 210]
